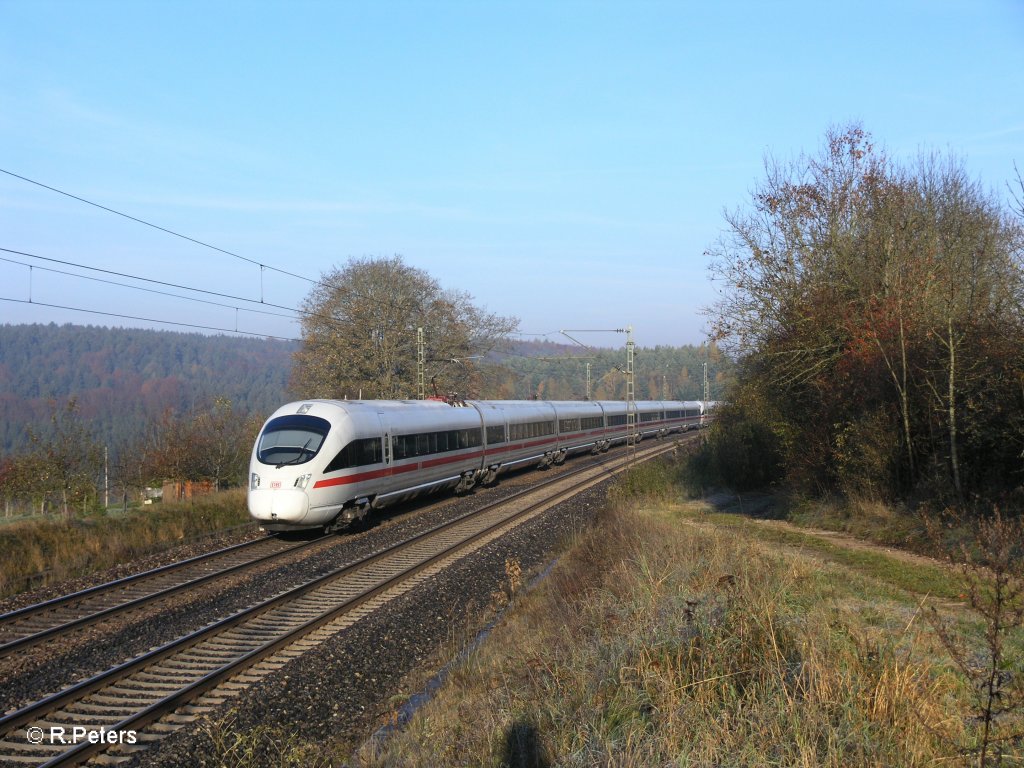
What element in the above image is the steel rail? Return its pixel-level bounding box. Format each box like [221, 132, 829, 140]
[44, 447, 659, 768]
[0, 533, 329, 657]
[0, 533, 265, 623]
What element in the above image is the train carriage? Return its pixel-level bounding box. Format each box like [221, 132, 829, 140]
[487, 400, 559, 472]
[552, 400, 608, 459]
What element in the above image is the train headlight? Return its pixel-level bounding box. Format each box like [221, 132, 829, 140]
[294, 473, 312, 490]
[250, 472, 261, 490]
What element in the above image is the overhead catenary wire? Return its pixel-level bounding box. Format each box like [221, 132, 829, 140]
[0, 253, 300, 323]
[0, 246, 358, 334]
[1, 170, 521, 348]
[0, 296, 301, 341]
[0, 245, 511, 352]
[0, 167, 315, 285]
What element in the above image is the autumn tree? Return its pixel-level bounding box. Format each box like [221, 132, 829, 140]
[9, 399, 104, 516]
[705, 124, 1024, 502]
[291, 256, 518, 400]
[127, 398, 261, 491]
[193, 398, 263, 490]
[910, 156, 1023, 501]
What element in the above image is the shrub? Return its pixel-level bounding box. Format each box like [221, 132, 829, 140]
[687, 403, 783, 491]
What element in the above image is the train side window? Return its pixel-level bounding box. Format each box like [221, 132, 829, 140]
[486, 425, 506, 444]
[360, 438, 382, 465]
[457, 429, 482, 449]
[325, 437, 383, 473]
[390, 428, 482, 457]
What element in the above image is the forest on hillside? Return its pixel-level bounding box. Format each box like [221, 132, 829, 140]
[0, 324, 730, 459]
[0, 324, 297, 455]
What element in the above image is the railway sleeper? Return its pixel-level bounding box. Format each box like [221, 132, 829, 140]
[143, 723, 182, 735]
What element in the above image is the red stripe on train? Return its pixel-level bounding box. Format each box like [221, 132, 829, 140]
[312, 462, 420, 489]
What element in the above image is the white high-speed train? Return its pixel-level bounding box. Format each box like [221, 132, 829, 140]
[248, 398, 716, 532]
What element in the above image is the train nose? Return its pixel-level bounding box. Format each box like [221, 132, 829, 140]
[248, 488, 310, 524]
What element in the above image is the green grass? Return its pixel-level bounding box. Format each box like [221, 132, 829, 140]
[673, 502, 963, 602]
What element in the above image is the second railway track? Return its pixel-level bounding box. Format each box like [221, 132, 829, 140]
[0, 439, 682, 767]
[0, 532, 333, 658]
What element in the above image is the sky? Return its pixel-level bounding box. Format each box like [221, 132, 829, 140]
[1, 1, 1022, 350]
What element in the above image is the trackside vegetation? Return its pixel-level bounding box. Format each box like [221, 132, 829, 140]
[349, 458, 1022, 767]
[704, 124, 1024, 506]
[0, 489, 251, 598]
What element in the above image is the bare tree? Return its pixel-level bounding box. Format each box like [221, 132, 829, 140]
[129, 399, 260, 492]
[912, 155, 1021, 501]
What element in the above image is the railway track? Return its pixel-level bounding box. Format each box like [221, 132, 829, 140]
[0, 533, 330, 658]
[0, 438, 685, 766]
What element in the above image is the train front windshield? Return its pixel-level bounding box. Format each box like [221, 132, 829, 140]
[257, 414, 331, 467]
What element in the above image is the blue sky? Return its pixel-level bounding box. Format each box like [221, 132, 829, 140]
[1, 0, 1022, 349]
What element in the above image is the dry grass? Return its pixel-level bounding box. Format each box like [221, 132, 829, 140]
[355, 502, 969, 767]
[187, 457, 1014, 766]
[0, 489, 251, 598]
[786, 495, 928, 549]
[198, 711, 333, 768]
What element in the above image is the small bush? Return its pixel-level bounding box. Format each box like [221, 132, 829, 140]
[686, 404, 784, 491]
[926, 505, 1024, 766]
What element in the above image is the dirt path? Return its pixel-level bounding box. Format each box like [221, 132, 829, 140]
[677, 493, 975, 616]
[700, 491, 950, 572]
